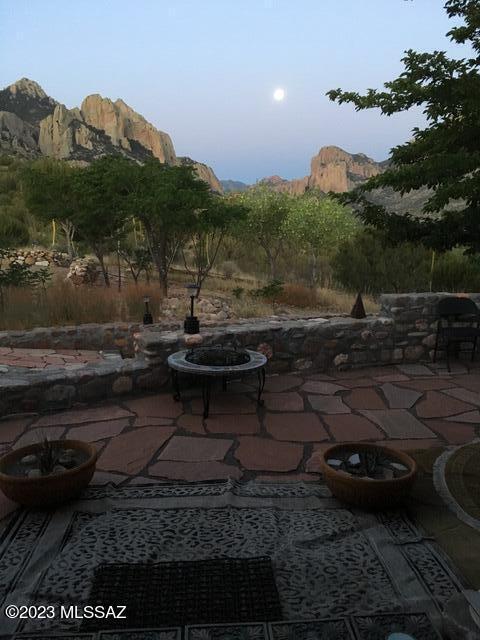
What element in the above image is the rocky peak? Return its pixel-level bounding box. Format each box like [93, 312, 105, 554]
[81, 93, 176, 165]
[8, 78, 48, 100]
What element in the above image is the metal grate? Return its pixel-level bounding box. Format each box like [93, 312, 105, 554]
[83, 556, 282, 630]
[185, 346, 250, 367]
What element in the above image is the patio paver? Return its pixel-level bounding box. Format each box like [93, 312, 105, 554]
[308, 395, 350, 414]
[360, 409, 436, 439]
[265, 413, 328, 442]
[263, 392, 304, 412]
[234, 436, 303, 471]
[415, 390, 474, 418]
[344, 388, 386, 410]
[380, 383, 422, 409]
[158, 436, 233, 462]
[148, 460, 242, 481]
[322, 414, 384, 441]
[98, 426, 175, 475]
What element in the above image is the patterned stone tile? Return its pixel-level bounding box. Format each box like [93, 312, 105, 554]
[134, 417, 174, 427]
[66, 418, 129, 442]
[158, 435, 233, 462]
[415, 390, 474, 418]
[124, 394, 184, 418]
[234, 436, 303, 471]
[98, 426, 175, 475]
[443, 386, 480, 406]
[263, 392, 304, 412]
[148, 460, 242, 481]
[360, 409, 436, 439]
[265, 412, 329, 442]
[338, 378, 376, 388]
[0, 490, 18, 522]
[445, 410, 480, 423]
[397, 364, 435, 376]
[187, 623, 267, 640]
[451, 374, 480, 393]
[264, 374, 303, 392]
[256, 473, 321, 482]
[377, 438, 441, 450]
[177, 414, 206, 434]
[373, 373, 410, 382]
[380, 383, 422, 409]
[323, 414, 384, 442]
[14, 426, 66, 449]
[300, 380, 345, 394]
[397, 378, 456, 391]
[191, 393, 256, 415]
[423, 420, 477, 444]
[206, 414, 260, 435]
[0, 417, 32, 443]
[269, 619, 352, 640]
[308, 395, 350, 414]
[127, 475, 165, 485]
[344, 388, 386, 410]
[33, 405, 133, 427]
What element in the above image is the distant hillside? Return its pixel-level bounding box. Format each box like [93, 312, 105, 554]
[220, 179, 249, 193]
[0, 77, 222, 192]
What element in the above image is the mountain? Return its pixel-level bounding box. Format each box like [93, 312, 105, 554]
[220, 179, 249, 193]
[0, 78, 222, 192]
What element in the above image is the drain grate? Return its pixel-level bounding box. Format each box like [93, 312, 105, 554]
[83, 556, 282, 630]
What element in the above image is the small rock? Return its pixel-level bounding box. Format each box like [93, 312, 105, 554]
[348, 453, 361, 466]
[327, 458, 343, 468]
[391, 462, 408, 472]
[52, 464, 67, 474]
[27, 468, 41, 478]
[21, 454, 38, 465]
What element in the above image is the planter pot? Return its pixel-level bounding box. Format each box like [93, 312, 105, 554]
[320, 442, 417, 510]
[0, 440, 97, 508]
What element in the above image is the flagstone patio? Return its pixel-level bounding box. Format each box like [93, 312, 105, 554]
[1, 361, 480, 521]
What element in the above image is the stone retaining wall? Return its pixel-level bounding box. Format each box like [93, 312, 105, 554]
[1, 249, 71, 267]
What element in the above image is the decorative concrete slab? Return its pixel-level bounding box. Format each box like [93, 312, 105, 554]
[177, 414, 206, 434]
[191, 393, 256, 415]
[33, 405, 133, 427]
[14, 426, 65, 449]
[134, 416, 174, 427]
[339, 378, 376, 388]
[373, 373, 410, 382]
[300, 381, 345, 395]
[234, 436, 303, 471]
[308, 395, 351, 414]
[127, 475, 164, 485]
[451, 374, 480, 393]
[380, 383, 422, 409]
[148, 460, 242, 481]
[344, 388, 386, 410]
[415, 390, 474, 418]
[264, 375, 303, 392]
[397, 378, 457, 391]
[322, 414, 384, 441]
[0, 417, 32, 443]
[98, 426, 175, 475]
[397, 364, 435, 376]
[158, 435, 233, 462]
[265, 412, 329, 442]
[445, 410, 480, 423]
[124, 394, 184, 418]
[443, 387, 480, 407]
[263, 392, 304, 412]
[360, 409, 436, 439]
[66, 418, 129, 442]
[423, 420, 477, 444]
[206, 414, 260, 435]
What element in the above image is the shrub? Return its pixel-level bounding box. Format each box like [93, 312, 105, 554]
[276, 283, 318, 308]
[432, 249, 480, 292]
[220, 260, 238, 279]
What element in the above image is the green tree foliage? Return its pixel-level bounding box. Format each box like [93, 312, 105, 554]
[0, 156, 29, 249]
[284, 192, 359, 284]
[125, 160, 212, 296]
[235, 186, 291, 280]
[327, 0, 480, 254]
[21, 158, 80, 257]
[182, 196, 246, 296]
[72, 155, 132, 286]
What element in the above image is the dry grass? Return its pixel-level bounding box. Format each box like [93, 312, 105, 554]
[276, 283, 318, 308]
[315, 288, 379, 314]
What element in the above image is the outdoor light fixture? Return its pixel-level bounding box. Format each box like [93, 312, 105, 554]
[143, 296, 153, 325]
[184, 283, 200, 334]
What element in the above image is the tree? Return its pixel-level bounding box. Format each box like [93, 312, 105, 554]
[182, 197, 246, 296]
[236, 186, 291, 279]
[327, 0, 480, 254]
[127, 160, 212, 296]
[72, 156, 132, 287]
[284, 192, 358, 285]
[21, 159, 80, 257]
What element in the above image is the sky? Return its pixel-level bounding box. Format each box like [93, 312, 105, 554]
[0, 0, 469, 183]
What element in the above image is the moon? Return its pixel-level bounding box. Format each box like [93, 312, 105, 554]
[273, 88, 285, 101]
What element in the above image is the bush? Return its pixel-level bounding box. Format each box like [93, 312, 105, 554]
[432, 249, 480, 292]
[276, 283, 318, 308]
[333, 230, 431, 294]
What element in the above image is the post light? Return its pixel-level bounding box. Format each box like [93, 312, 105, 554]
[143, 296, 153, 325]
[184, 283, 200, 334]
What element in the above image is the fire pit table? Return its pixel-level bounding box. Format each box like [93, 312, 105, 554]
[167, 347, 267, 418]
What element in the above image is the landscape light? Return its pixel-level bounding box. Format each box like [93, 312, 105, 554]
[184, 283, 200, 334]
[143, 296, 153, 325]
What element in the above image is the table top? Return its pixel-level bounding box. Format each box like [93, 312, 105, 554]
[167, 348, 267, 376]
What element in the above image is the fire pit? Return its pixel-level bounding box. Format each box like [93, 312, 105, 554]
[167, 347, 267, 418]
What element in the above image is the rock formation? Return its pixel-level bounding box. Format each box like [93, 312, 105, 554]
[260, 145, 384, 195]
[0, 78, 222, 191]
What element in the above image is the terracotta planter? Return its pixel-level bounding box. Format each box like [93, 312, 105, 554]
[320, 442, 417, 510]
[0, 440, 97, 508]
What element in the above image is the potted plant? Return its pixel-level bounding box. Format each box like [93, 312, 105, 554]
[319, 442, 417, 510]
[0, 438, 97, 508]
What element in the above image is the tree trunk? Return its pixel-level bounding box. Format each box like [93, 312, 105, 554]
[97, 253, 110, 287]
[60, 221, 76, 259]
[152, 244, 168, 296]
